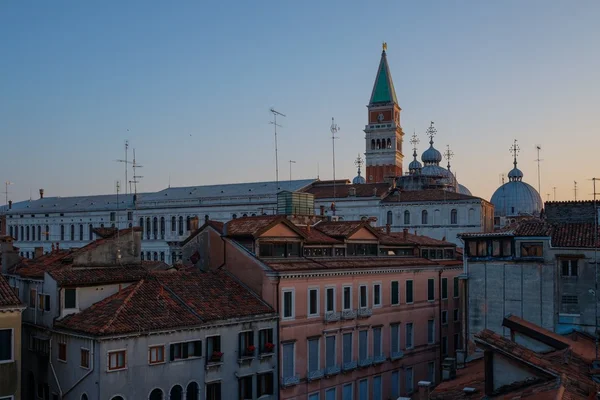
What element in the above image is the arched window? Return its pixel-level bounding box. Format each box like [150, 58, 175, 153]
[20, 226, 24, 240]
[169, 385, 183, 400]
[386, 210, 393, 226]
[60, 225, 64, 241]
[70, 225, 75, 241]
[160, 252, 165, 262]
[89, 224, 93, 240]
[232, 214, 237, 219]
[171, 216, 176, 232]
[139, 217, 144, 229]
[251, 213, 256, 217]
[79, 224, 83, 240]
[149, 388, 163, 400]
[26, 226, 30, 241]
[376, 139, 381, 149]
[371, 139, 375, 150]
[152, 217, 158, 239]
[153, 252, 158, 261]
[110, 397, 124, 400]
[14, 225, 18, 241]
[46, 225, 50, 241]
[146, 218, 151, 240]
[186, 216, 191, 231]
[242, 213, 248, 217]
[146, 251, 151, 261]
[171, 252, 176, 264]
[32, 226, 36, 241]
[404, 210, 410, 225]
[451, 209, 458, 225]
[186, 382, 199, 400]
[421, 210, 428, 225]
[111, 223, 115, 229]
[38, 226, 41, 241]
[128, 223, 132, 228]
[387, 138, 392, 149]
[160, 217, 165, 239]
[468, 208, 475, 224]
[81, 394, 89, 400]
[9, 226, 13, 238]
[141, 252, 144, 261]
[178, 216, 184, 236]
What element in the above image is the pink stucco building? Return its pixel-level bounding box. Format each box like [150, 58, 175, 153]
[183, 215, 463, 400]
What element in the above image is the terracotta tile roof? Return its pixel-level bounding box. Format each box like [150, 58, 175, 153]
[76, 227, 141, 253]
[48, 265, 149, 287]
[55, 270, 274, 336]
[303, 182, 391, 199]
[314, 221, 379, 239]
[0, 273, 22, 308]
[224, 215, 306, 239]
[297, 226, 341, 244]
[429, 358, 485, 399]
[377, 230, 455, 246]
[180, 220, 224, 246]
[381, 189, 481, 203]
[262, 257, 438, 272]
[8, 249, 73, 279]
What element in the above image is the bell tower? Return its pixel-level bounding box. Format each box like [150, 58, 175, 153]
[364, 43, 404, 183]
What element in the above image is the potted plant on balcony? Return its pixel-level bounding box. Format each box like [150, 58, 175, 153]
[210, 350, 223, 362]
[263, 342, 275, 353]
[245, 345, 256, 357]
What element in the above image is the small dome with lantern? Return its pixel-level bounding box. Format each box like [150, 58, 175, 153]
[352, 154, 366, 184]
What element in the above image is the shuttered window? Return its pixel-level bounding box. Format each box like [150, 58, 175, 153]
[282, 343, 294, 378]
[406, 280, 413, 303]
[391, 324, 400, 353]
[308, 338, 319, 372]
[342, 333, 352, 363]
[343, 384, 353, 400]
[358, 330, 368, 360]
[373, 375, 382, 400]
[391, 281, 399, 305]
[325, 336, 336, 368]
[359, 379, 368, 400]
[428, 278, 435, 301]
[391, 371, 399, 398]
[406, 367, 414, 393]
[373, 327, 382, 357]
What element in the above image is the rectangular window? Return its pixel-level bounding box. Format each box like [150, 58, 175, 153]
[358, 330, 368, 361]
[110, 212, 116, 222]
[359, 285, 368, 308]
[442, 310, 448, 325]
[454, 309, 459, 322]
[391, 371, 400, 398]
[38, 293, 50, 312]
[29, 288, 37, 308]
[373, 283, 381, 307]
[343, 332, 352, 364]
[520, 242, 543, 257]
[325, 388, 336, 400]
[282, 342, 295, 379]
[149, 345, 165, 365]
[454, 333, 460, 352]
[453, 276, 459, 298]
[406, 280, 413, 304]
[257, 372, 274, 396]
[427, 278, 435, 301]
[427, 319, 435, 344]
[58, 342, 67, 362]
[238, 376, 253, 400]
[309, 394, 320, 400]
[391, 281, 399, 305]
[326, 287, 335, 312]
[359, 379, 368, 400]
[80, 348, 90, 369]
[282, 290, 294, 319]
[343, 383, 353, 400]
[169, 340, 202, 361]
[373, 375, 382, 400]
[108, 350, 126, 371]
[343, 286, 352, 310]
[64, 288, 76, 309]
[442, 336, 448, 355]
[406, 323, 414, 349]
[325, 335, 336, 368]
[206, 335, 222, 363]
[391, 324, 400, 353]
[308, 288, 319, 316]
[442, 278, 448, 299]
[239, 331, 255, 357]
[206, 382, 221, 400]
[258, 328, 274, 354]
[308, 337, 320, 372]
[0, 329, 13, 362]
[373, 327, 382, 357]
[428, 361, 436, 384]
[406, 366, 414, 393]
[561, 259, 579, 277]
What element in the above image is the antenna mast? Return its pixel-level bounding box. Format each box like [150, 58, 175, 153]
[115, 140, 130, 196]
[130, 149, 143, 205]
[3, 181, 14, 206]
[288, 160, 296, 189]
[591, 177, 599, 359]
[269, 108, 286, 191]
[535, 145, 543, 196]
[330, 117, 340, 215]
[553, 186, 557, 201]
[574, 181, 578, 201]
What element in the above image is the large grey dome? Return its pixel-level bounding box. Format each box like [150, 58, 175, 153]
[491, 180, 543, 217]
[421, 165, 457, 188]
[458, 184, 472, 196]
[422, 145, 442, 165]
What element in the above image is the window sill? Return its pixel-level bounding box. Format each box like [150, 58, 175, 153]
[58, 359, 67, 364]
[80, 365, 90, 370]
[258, 352, 274, 360]
[148, 361, 166, 366]
[107, 367, 127, 373]
[0, 359, 15, 365]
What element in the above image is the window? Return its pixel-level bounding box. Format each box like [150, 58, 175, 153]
[80, 348, 90, 368]
[108, 350, 126, 371]
[373, 283, 381, 307]
[308, 288, 319, 316]
[170, 385, 183, 400]
[359, 285, 368, 308]
[82, 394, 89, 400]
[37, 383, 49, 400]
[427, 278, 435, 301]
[326, 388, 336, 400]
[186, 216, 191, 231]
[406, 366, 414, 393]
[562, 295, 578, 305]
[406, 323, 414, 349]
[26, 225, 30, 241]
[343, 286, 352, 310]
[309, 394, 320, 400]
[454, 309, 459, 322]
[169, 340, 202, 361]
[358, 330, 368, 361]
[60, 224, 65, 240]
[391, 370, 400, 398]
[308, 337, 320, 372]
[391, 324, 400, 354]
[442, 336, 448, 355]
[373, 375, 382, 400]
[58, 342, 67, 362]
[149, 389, 163, 400]
[153, 217, 158, 239]
[160, 252, 165, 262]
[561, 259, 579, 277]
[282, 289, 294, 319]
[359, 379, 368, 400]
[325, 335, 336, 369]
[160, 217, 165, 239]
[454, 333, 460, 352]
[145, 217, 151, 239]
[149, 345, 165, 364]
[0, 329, 13, 361]
[178, 216, 184, 235]
[258, 328, 274, 354]
[110, 212, 116, 222]
[343, 332, 352, 364]
[238, 376, 252, 400]
[206, 382, 221, 400]
[421, 210, 428, 224]
[520, 242, 543, 257]
[29, 288, 37, 308]
[440, 310, 447, 325]
[282, 342, 295, 379]
[442, 278, 448, 299]
[454, 276, 459, 298]
[373, 327, 382, 357]
[391, 281, 399, 305]
[450, 209, 457, 224]
[259, 242, 301, 257]
[171, 216, 176, 232]
[64, 288, 76, 309]
[79, 224, 83, 241]
[38, 293, 50, 312]
[239, 331, 255, 357]
[427, 319, 435, 344]
[347, 243, 378, 256]
[406, 280, 413, 303]
[325, 287, 335, 313]
[428, 361, 436, 384]
[387, 210, 393, 225]
[70, 224, 75, 241]
[257, 372, 273, 396]
[343, 383, 353, 400]
[153, 251, 158, 261]
[404, 210, 410, 225]
[206, 335, 222, 363]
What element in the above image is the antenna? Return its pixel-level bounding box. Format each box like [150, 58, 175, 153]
[269, 108, 286, 190]
[546, 193, 551, 202]
[553, 186, 557, 201]
[3, 181, 14, 206]
[317, 162, 320, 180]
[591, 177, 600, 359]
[288, 160, 296, 189]
[115, 180, 120, 233]
[574, 181, 578, 201]
[130, 149, 144, 202]
[534, 145, 543, 196]
[115, 139, 130, 196]
[330, 117, 340, 215]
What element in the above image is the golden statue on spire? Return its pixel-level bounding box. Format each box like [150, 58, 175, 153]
[382, 42, 387, 52]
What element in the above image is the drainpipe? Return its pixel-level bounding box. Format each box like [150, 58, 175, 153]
[459, 237, 468, 359]
[61, 338, 95, 398]
[276, 276, 281, 395]
[49, 337, 63, 398]
[438, 268, 443, 383]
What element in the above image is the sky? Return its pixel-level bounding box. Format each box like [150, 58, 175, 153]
[1, 0, 599, 203]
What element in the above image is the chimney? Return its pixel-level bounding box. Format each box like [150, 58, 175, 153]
[51, 243, 55, 253]
[403, 228, 408, 240]
[484, 350, 494, 396]
[442, 357, 457, 381]
[417, 381, 431, 400]
[190, 216, 199, 232]
[8, 200, 12, 210]
[39, 189, 44, 199]
[306, 224, 311, 234]
[204, 215, 209, 223]
[385, 224, 391, 234]
[34, 247, 44, 259]
[56, 242, 60, 251]
[372, 188, 378, 197]
[0, 237, 19, 274]
[319, 205, 325, 216]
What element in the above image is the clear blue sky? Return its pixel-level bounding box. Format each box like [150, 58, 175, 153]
[1, 0, 598, 202]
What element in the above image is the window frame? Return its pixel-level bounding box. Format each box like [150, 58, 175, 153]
[372, 283, 382, 308]
[307, 337, 320, 373]
[257, 371, 274, 396]
[391, 281, 399, 305]
[64, 288, 77, 310]
[325, 286, 335, 313]
[282, 288, 295, 320]
[58, 341, 67, 363]
[359, 284, 368, 309]
[38, 293, 51, 312]
[148, 344, 165, 365]
[441, 278, 448, 300]
[307, 287, 320, 317]
[169, 340, 203, 362]
[107, 349, 127, 372]
[520, 241, 543, 258]
[561, 259, 579, 277]
[453, 276, 459, 298]
[281, 342, 296, 379]
[427, 278, 435, 302]
[427, 319, 435, 344]
[406, 280, 414, 304]
[0, 328, 14, 363]
[325, 334, 336, 369]
[390, 323, 400, 354]
[80, 348, 90, 369]
[442, 310, 448, 325]
[29, 288, 37, 309]
[342, 285, 353, 311]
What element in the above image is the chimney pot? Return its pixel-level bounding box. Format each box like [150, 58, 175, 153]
[319, 205, 325, 216]
[403, 228, 408, 240]
[306, 224, 311, 233]
[8, 200, 12, 209]
[385, 224, 390, 234]
[34, 247, 43, 259]
[39, 189, 44, 199]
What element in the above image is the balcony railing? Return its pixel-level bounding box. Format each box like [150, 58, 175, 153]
[373, 354, 386, 364]
[324, 311, 341, 322]
[390, 351, 404, 361]
[281, 375, 300, 387]
[342, 360, 357, 372]
[358, 358, 373, 368]
[357, 308, 373, 318]
[325, 365, 341, 376]
[307, 369, 324, 381]
[342, 310, 357, 320]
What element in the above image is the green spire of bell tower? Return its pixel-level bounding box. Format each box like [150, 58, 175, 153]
[369, 42, 398, 105]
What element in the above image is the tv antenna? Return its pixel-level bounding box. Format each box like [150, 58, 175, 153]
[331, 117, 340, 215]
[3, 181, 14, 206]
[129, 149, 143, 202]
[574, 181, 578, 201]
[288, 160, 296, 189]
[553, 186, 557, 201]
[115, 139, 130, 196]
[269, 108, 286, 190]
[534, 145, 543, 196]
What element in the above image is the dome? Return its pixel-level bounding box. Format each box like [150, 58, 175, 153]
[507, 167, 523, 181]
[490, 181, 543, 217]
[421, 145, 442, 165]
[408, 159, 422, 171]
[352, 174, 366, 184]
[421, 165, 458, 189]
[458, 184, 472, 196]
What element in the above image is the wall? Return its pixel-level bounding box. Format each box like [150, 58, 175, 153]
[0, 309, 22, 400]
[492, 353, 538, 391]
[545, 201, 598, 223]
[181, 227, 224, 270]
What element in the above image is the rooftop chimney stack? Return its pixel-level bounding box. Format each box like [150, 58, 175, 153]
[403, 228, 408, 240]
[8, 200, 12, 209]
[39, 189, 44, 199]
[417, 381, 431, 400]
[385, 224, 391, 234]
[319, 205, 325, 216]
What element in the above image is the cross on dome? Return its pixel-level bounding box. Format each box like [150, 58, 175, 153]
[426, 121, 437, 145]
[444, 145, 454, 171]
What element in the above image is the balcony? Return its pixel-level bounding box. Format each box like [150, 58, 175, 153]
[206, 352, 224, 370]
[342, 360, 357, 372]
[325, 365, 341, 376]
[324, 311, 341, 323]
[0, 360, 17, 397]
[281, 375, 300, 387]
[258, 351, 274, 361]
[307, 369, 325, 381]
[342, 310, 357, 320]
[390, 351, 404, 361]
[373, 355, 386, 365]
[357, 308, 373, 318]
[358, 358, 373, 368]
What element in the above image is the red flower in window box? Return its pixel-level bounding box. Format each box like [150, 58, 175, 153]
[210, 351, 223, 362]
[263, 342, 275, 352]
[245, 345, 256, 356]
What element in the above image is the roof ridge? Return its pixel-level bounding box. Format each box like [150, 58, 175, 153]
[152, 276, 204, 324]
[98, 279, 145, 334]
